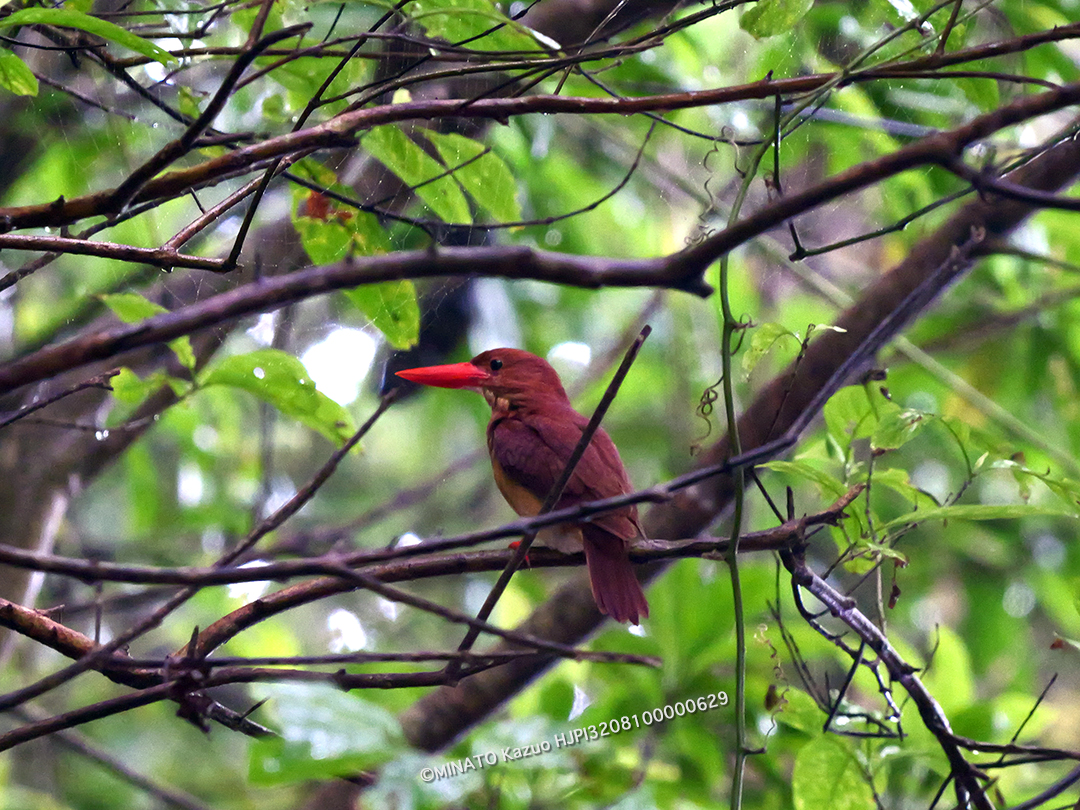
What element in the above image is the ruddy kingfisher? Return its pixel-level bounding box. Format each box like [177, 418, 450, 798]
[397, 348, 649, 624]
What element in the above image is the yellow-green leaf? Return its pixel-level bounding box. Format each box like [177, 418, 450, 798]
[343, 280, 420, 350]
[110, 367, 165, 406]
[422, 130, 521, 222]
[741, 0, 814, 38]
[0, 8, 175, 65]
[199, 349, 356, 445]
[881, 502, 1077, 531]
[0, 51, 37, 96]
[362, 125, 472, 224]
[793, 734, 875, 810]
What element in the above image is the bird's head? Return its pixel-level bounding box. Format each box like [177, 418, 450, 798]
[395, 348, 568, 407]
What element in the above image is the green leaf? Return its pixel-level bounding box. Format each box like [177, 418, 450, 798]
[342, 280, 420, 350]
[101, 291, 166, 323]
[0, 50, 37, 96]
[199, 349, 356, 445]
[871, 408, 929, 451]
[0, 8, 175, 65]
[294, 215, 353, 265]
[177, 85, 203, 120]
[362, 125, 472, 224]
[773, 687, 824, 735]
[291, 157, 338, 189]
[957, 75, 999, 114]
[824, 386, 897, 445]
[742, 322, 798, 378]
[792, 734, 875, 810]
[110, 367, 166, 406]
[101, 292, 196, 371]
[880, 502, 1077, 531]
[250, 683, 406, 784]
[107, 367, 191, 427]
[741, 0, 814, 39]
[824, 386, 873, 443]
[869, 467, 940, 509]
[404, 0, 541, 53]
[421, 130, 521, 222]
[760, 459, 847, 498]
[171, 338, 197, 372]
[349, 211, 393, 256]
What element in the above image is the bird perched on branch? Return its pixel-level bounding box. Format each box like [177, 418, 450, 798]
[396, 348, 649, 624]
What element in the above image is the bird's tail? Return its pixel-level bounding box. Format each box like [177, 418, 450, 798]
[582, 528, 649, 625]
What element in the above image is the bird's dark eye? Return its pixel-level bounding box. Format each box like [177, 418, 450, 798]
[490, 358, 503, 371]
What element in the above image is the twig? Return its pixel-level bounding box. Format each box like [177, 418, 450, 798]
[227, 389, 400, 562]
[946, 154, 1080, 211]
[11, 707, 214, 810]
[781, 546, 993, 810]
[0, 394, 398, 721]
[128, 648, 656, 669]
[0, 486, 863, 587]
[106, 25, 311, 213]
[0, 369, 119, 431]
[1004, 764, 1080, 810]
[6, 74, 1080, 235]
[0, 234, 226, 271]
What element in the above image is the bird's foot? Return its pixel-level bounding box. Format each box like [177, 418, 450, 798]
[508, 540, 531, 568]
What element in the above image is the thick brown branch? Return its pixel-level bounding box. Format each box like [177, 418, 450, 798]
[3, 74, 1079, 234]
[677, 83, 1080, 271]
[0, 592, 658, 691]
[0, 498, 853, 588]
[3, 87, 1077, 399]
[0, 234, 227, 272]
[0, 247, 706, 396]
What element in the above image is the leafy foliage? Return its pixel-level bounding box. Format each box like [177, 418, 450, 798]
[0, 7, 175, 65]
[199, 349, 357, 445]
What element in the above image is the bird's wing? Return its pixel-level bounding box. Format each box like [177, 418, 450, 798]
[489, 407, 641, 541]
